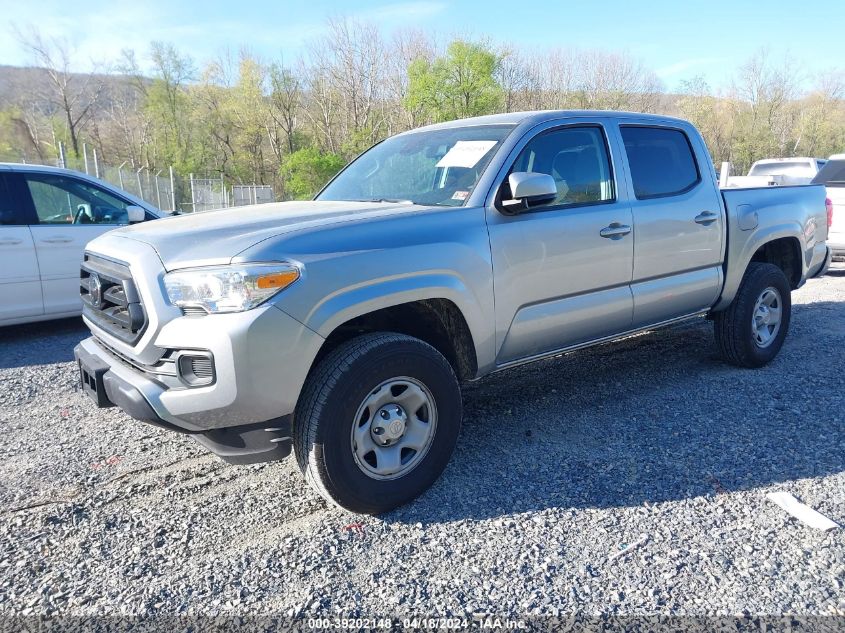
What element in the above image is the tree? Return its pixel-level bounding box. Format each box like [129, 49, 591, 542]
[792, 70, 845, 158]
[385, 29, 435, 131]
[676, 76, 733, 166]
[14, 26, 105, 158]
[496, 46, 531, 113]
[280, 147, 346, 199]
[405, 40, 503, 122]
[729, 49, 800, 172]
[267, 63, 302, 157]
[143, 42, 196, 169]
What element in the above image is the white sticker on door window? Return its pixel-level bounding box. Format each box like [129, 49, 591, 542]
[436, 141, 497, 168]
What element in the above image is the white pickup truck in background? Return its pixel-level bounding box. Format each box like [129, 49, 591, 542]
[724, 157, 827, 188]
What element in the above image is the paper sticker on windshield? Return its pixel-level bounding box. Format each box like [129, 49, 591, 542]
[452, 190, 469, 201]
[436, 141, 497, 168]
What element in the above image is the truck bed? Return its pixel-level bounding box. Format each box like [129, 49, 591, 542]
[715, 183, 829, 309]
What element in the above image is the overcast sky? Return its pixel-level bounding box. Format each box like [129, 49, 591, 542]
[3, 0, 843, 90]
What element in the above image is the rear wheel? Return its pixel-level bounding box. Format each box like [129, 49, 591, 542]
[714, 262, 791, 368]
[294, 333, 462, 514]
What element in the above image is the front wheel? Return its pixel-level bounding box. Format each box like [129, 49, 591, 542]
[713, 262, 792, 368]
[294, 333, 462, 514]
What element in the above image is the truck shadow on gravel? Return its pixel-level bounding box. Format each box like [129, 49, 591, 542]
[390, 300, 845, 524]
[0, 317, 88, 369]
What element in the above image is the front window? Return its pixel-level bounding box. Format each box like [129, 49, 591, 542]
[317, 125, 513, 207]
[502, 126, 615, 210]
[25, 174, 134, 225]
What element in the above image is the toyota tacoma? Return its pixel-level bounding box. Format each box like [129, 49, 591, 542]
[74, 111, 832, 514]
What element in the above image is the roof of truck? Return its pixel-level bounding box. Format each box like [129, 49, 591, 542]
[405, 110, 689, 134]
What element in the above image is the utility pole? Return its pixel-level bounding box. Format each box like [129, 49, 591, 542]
[155, 170, 163, 210]
[169, 166, 176, 212]
[117, 161, 127, 189]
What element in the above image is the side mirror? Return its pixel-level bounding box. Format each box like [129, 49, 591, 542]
[502, 172, 557, 212]
[126, 205, 146, 223]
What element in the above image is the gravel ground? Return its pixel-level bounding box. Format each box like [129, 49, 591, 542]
[1, 271, 844, 628]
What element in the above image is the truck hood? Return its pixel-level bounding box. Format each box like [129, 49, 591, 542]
[109, 200, 428, 270]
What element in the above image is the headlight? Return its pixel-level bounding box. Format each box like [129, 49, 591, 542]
[164, 263, 300, 313]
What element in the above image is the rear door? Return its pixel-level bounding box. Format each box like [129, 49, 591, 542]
[0, 172, 43, 322]
[616, 123, 724, 327]
[23, 172, 135, 315]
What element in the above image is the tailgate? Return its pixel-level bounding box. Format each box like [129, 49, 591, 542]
[827, 186, 845, 244]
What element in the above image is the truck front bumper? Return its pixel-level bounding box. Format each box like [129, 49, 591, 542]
[75, 304, 325, 464]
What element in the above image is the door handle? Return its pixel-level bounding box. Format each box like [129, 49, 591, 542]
[599, 223, 632, 239]
[40, 236, 73, 244]
[694, 211, 719, 225]
[0, 238, 23, 246]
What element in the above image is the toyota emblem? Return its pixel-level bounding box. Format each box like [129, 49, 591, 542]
[88, 273, 102, 308]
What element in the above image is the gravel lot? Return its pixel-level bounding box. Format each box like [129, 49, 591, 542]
[1, 270, 844, 627]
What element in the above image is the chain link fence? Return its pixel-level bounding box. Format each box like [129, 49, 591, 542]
[1, 142, 277, 214]
[233, 184, 275, 206]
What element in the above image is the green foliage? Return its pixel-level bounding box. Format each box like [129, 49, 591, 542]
[280, 147, 346, 200]
[0, 109, 21, 158]
[405, 40, 503, 123]
[143, 42, 196, 170]
[341, 128, 379, 158]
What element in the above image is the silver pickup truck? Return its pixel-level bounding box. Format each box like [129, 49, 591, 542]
[75, 111, 832, 514]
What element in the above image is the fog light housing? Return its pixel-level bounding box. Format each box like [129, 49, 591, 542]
[175, 351, 215, 387]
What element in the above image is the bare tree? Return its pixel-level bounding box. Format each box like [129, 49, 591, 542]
[496, 46, 531, 113]
[577, 49, 663, 112]
[14, 26, 105, 157]
[386, 28, 435, 131]
[728, 49, 801, 170]
[307, 17, 388, 154]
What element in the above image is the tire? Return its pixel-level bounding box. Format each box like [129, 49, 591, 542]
[713, 262, 792, 368]
[294, 333, 462, 514]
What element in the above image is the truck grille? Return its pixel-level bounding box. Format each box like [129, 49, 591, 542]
[80, 254, 148, 344]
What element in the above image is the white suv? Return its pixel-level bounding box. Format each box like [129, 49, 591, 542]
[0, 163, 161, 326]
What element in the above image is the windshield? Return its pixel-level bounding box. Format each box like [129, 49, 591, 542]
[811, 159, 845, 187]
[317, 125, 514, 207]
[748, 161, 814, 177]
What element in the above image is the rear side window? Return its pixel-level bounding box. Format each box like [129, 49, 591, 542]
[621, 126, 700, 199]
[0, 175, 18, 225]
[812, 160, 845, 187]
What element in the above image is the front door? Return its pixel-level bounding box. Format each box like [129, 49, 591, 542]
[22, 172, 134, 315]
[486, 122, 634, 365]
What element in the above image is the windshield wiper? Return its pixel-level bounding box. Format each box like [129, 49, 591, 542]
[356, 198, 416, 204]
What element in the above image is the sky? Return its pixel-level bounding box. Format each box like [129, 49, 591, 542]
[2, 0, 843, 91]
